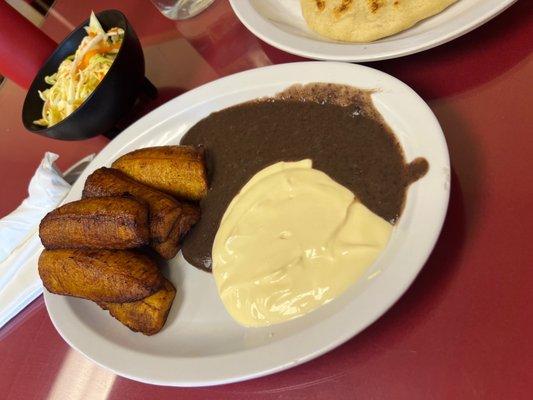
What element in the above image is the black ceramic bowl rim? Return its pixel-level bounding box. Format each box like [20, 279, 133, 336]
[22, 10, 129, 133]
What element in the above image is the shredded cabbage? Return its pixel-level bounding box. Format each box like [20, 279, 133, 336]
[34, 12, 124, 127]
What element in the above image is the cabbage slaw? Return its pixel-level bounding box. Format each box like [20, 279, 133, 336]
[34, 12, 124, 127]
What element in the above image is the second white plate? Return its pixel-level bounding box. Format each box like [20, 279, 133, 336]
[230, 0, 516, 61]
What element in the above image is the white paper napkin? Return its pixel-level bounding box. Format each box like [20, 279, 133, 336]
[0, 153, 70, 263]
[0, 152, 94, 329]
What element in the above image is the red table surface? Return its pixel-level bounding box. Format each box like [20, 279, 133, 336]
[1, 1, 532, 399]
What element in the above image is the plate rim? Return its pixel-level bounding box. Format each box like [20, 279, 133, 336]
[229, 0, 517, 62]
[43, 61, 450, 386]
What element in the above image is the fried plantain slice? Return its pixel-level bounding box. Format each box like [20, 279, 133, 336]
[83, 168, 200, 259]
[98, 278, 176, 335]
[151, 203, 200, 260]
[111, 145, 208, 201]
[83, 167, 182, 244]
[38, 249, 162, 303]
[39, 197, 149, 250]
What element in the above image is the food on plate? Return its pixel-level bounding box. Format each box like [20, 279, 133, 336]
[151, 234, 182, 261]
[152, 203, 201, 259]
[98, 278, 176, 335]
[38, 80, 431, 332]
[82, 167, 199, 258]
[180, 83, 428, 271]
[300, 0, 458, 42]
[34, 12, 124, 127]
[82, 167, 186, 243]
[111, 145, 208, 201]
[38, 249, 162, 303]
[38, 145, 208, 334]
[213, 160, 393, 326]
[39, 197, 149, 250]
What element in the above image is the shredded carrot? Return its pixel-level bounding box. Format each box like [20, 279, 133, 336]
[103, 42, 121, 52]
[78, 49, 99, 70]
[77, 42, 120, 70]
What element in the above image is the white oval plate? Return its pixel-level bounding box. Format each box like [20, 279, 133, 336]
[44, 62, 450, 386]
[230, 0, 516, 61]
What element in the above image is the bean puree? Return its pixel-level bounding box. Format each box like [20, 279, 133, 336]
[180, 83, 428, 271]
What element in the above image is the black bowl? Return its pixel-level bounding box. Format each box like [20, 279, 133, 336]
[22, 10, 146, 140]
